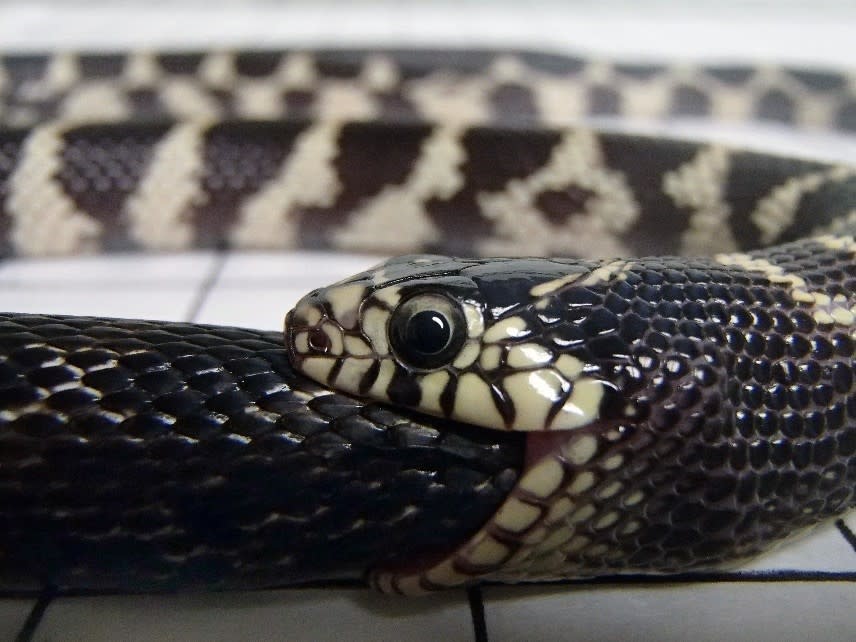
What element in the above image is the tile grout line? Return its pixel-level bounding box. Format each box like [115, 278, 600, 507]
[467, 585, 489, 642]
[835, 519, 856, 554]
[15, 589, 54, 642]
[482, 570, 856, 587]
[184, 251, 230, 322]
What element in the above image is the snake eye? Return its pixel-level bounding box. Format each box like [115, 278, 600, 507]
[389, 294, 467, 370]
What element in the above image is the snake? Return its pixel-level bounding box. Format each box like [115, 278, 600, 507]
[0, 49, 854, 596]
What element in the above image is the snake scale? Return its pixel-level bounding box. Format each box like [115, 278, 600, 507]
[0, 49, 854, 595]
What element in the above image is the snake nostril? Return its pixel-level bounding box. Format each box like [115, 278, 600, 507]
[308, 327, 331, 353]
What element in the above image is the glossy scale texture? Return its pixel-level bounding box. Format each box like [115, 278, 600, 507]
[0, 314, 522, 593]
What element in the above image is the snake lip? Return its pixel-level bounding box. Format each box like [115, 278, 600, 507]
[283, 308, 302, 365]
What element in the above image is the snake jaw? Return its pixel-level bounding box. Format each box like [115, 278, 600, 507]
[370, 418, 638, 594]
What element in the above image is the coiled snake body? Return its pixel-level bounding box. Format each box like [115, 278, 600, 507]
[0, 50, 854, 595]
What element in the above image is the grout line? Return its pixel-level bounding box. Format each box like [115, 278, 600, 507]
[482, 569, 856, 588]
[836, 519, 856, 554]
[15, 589, 54, 642]
[467, 585, 489, 642]
[0, 569, 855, 600]
[184, 251, 229, 322]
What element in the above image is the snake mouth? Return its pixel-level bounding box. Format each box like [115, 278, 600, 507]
[369, 419, 630, 594]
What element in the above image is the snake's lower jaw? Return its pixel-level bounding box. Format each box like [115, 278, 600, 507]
[368, 422, 630, 594]
[283, 308, 295, 351]
[283, 308, 306, 366]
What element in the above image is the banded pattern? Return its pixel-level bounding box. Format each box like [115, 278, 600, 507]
[1, 50, 856, 260]
[2, 50, 856, 129]
[1, 121, 855, 259]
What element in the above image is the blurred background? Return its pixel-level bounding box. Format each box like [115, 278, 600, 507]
[1, 1, 855, 64]
[3, 0, 855, 162]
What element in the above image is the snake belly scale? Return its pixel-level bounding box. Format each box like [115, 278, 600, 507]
[0, 49, 854, 595]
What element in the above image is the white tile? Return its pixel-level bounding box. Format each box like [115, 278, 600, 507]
[839, 513, 856, 553]
[37, 589, 473, 642]
[218, 251, 385, 284]
[0, 253, 217, 285]
[483, 582, 856, 642]
[740, 513, 856, 573]
[843, 511, 856, 534]
[0, 286, 201, 321]
[196, 251, 386, 329]
[194, 284, 305, 330]
[0, 599, 34, 641]
[0, 252, 219, 321]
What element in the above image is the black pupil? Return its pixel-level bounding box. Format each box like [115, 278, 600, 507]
[405, 310, 451, 355]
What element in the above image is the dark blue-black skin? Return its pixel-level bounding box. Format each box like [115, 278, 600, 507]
[0, 314, 522, 594]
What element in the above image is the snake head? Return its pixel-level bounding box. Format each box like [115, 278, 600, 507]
[287, 254, 742, 591]
[285, 255, 649, 433]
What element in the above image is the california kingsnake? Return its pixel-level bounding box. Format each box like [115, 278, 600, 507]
[0, 50, 854, 595]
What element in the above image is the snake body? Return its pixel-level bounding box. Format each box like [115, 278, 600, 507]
[0, 50, 854, 595]
[0, 313, 520, 592]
